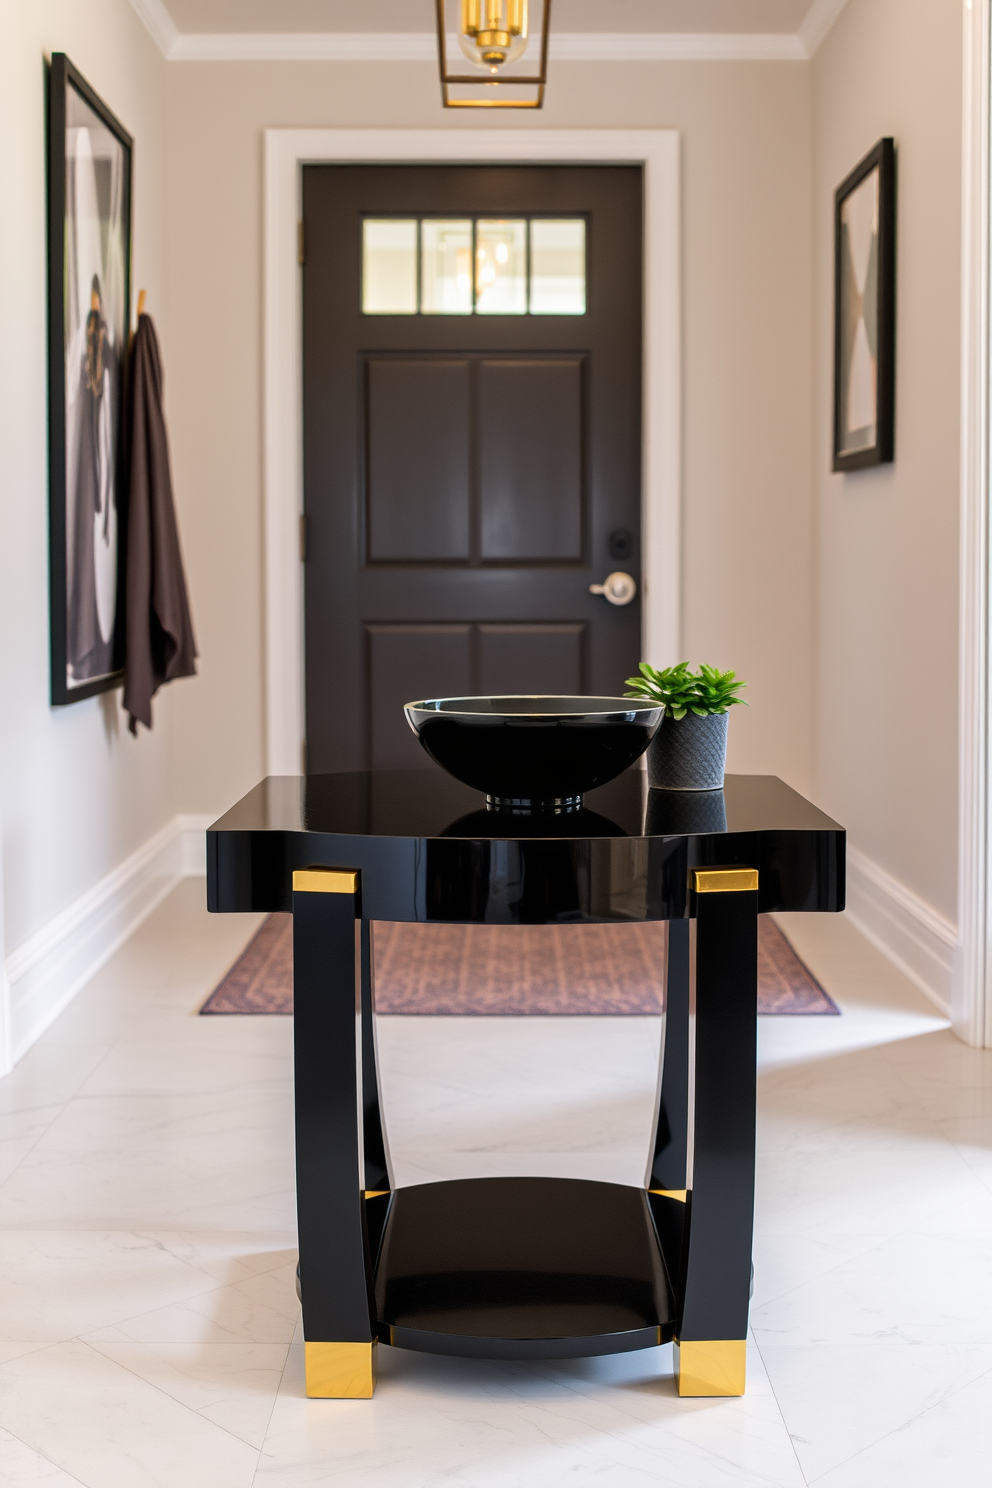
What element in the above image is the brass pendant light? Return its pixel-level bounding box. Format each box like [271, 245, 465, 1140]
[435, 0, 551, 109]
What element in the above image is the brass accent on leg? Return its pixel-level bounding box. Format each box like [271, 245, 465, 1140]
[304, 1341, 376, 1398]
[693, 867, 758, 894]
[293, 868, 359, 895]
[649, 1188, 687, 1202]
[364, 1190, 390, 1199]
[674, 1339, 747, 1396]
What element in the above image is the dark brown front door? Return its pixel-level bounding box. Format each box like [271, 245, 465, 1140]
[301, 164, 643, 773]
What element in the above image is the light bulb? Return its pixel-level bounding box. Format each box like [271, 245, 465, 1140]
[458, 0, 529, 70]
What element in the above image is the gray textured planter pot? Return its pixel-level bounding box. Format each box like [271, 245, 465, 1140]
[645, 711, 729, 791]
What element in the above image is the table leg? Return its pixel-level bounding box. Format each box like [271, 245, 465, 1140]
[293, 868, 377, 1399]
[647, 920, 690, 1313]
[675, 867, 758, 1398]
[361, 920, 391, 1195]
[649, 918, 690, 1193]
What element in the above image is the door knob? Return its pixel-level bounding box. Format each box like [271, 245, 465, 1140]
[589, 571, 637, 606]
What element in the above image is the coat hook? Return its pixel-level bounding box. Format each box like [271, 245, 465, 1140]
[137, 289, 147, 318]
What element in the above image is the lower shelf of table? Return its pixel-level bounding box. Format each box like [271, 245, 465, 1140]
[363, 1176, 678, 1361]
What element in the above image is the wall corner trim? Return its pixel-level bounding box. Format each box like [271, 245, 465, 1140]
[127, 0, 180, 56]
[1, 813, 214, 1072]
[957, 0, 992, 1047]
[845, 847, 956, 1018]
[797, 0, 852, 58]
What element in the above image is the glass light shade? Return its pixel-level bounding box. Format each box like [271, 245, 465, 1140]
[458, 0, 529, 69]
[437, 0, 548, 108]
[475, 220, 527, 314]
[421, 220, 474, 314]
[362, 220, 418, 314]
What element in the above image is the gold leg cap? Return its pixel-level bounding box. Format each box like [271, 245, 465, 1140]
[305, 1341, 376, 1398]
[675, 1339, 746, 1397]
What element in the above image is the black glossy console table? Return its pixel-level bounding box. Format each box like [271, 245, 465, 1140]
[207, 769, 844, 1400]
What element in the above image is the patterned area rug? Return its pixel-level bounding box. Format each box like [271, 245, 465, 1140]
[201, 914, 839, 1016]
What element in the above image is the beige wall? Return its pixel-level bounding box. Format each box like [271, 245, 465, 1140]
[811, 0, 962, 919]
[163, 57, 815, 813]
[0, 1, 174, 955]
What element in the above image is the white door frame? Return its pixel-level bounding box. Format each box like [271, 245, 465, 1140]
[957, 0, 992, 1046]
[262, 128, 682, 777]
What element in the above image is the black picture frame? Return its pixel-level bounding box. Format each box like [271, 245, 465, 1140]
[833, 137, 895, 472]
[47, 53, 132, 705]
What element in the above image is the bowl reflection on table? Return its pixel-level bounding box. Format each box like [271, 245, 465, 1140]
[403, 696, 663, 811]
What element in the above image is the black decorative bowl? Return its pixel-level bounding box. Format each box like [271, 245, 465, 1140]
[404, 696, 664, 812]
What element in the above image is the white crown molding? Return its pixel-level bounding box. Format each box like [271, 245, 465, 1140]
[555, 32, 805, 61]
[127, 9, 832, 64]
[797, 0, 851, 57]
[170, 31, 808, 64]
[171, 31, 436, 62]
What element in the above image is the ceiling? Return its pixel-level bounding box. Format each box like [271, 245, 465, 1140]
[160, 0, 820, 38]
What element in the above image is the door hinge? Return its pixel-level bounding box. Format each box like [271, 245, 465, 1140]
[298, 220, 305, 266]
[301, 739, 307, 775]
[299, 514, 308, 563]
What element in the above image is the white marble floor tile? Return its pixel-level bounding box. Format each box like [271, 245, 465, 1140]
[752, 1226, 992, 1347]
[756, 1342, 992, 1482]
[0, 1425, 85, 1486]
[750, 1231, 884, 1312]
[0, 1041, 113, 1117]
[137, 1231, 298, 1285]
[82, 1340, 288, 1449]
[754, 1143, 992, 1239]
[84, 1259, 300, 1346]
[0, 1338, 259, 1487]
[255, 1321, 805, 1488]
[0, 1230, 224, 1341]
[0, 1089, 296, 1231]
[806, 1357, 992, 1487]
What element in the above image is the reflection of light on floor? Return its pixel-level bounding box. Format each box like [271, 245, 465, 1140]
[376, 1014, 663, 1190]
[758, 911, 950, 1075]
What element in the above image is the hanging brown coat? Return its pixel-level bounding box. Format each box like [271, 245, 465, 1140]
[123, 311, 197, 733]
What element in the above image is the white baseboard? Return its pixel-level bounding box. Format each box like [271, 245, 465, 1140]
[845, 846, 956, 1017]
[2, 813, 214, 1070]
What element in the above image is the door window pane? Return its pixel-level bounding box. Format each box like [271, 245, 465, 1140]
[421, 219, 473, 314]
[362, 219, 418, 314]
[476, 220, 527, 315]
[360, 215, 586, 315]
[530, 219, 586, 315]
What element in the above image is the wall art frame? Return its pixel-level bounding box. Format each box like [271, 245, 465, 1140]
[47, 52, 132, 705]
[833, 136, 896, 472]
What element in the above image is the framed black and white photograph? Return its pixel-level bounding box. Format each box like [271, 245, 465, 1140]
[833, 137, 895, 472]
[47, 53, 132, 704]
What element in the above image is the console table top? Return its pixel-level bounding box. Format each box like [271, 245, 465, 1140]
[207, 769, 845, 922]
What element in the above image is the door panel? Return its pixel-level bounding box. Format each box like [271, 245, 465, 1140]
[478, 360, 584, 563]
[366, 359, 470, 563]
[478, 623, 585, 695]
[367, 624, 472, 769]
[367, 620, 588, 772]
[303, 165, 643, 774]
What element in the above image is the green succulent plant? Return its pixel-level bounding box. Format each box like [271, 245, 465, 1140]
[624, 661, 747, 720]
